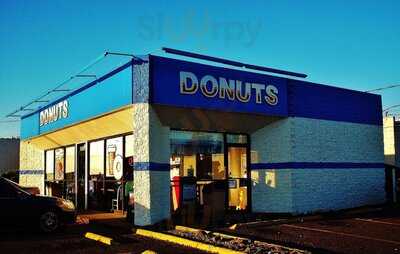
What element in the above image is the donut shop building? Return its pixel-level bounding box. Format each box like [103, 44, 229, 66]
[19, 50, 386, 226]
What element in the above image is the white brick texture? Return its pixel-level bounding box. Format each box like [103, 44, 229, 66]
[251, 117, 386, 214]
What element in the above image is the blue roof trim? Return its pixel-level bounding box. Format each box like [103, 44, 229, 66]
[149, 55, 383, 126]
[162, 47, 307, 78]
[287, 79, 383, 126]
[21, 60, 137, 119]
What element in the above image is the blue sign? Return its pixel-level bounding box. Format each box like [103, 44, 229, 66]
[150, 56, 288, 117]
[20, 61, 133, 139]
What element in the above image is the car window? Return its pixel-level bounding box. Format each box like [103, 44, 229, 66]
[0, 178, 30, 198]
[0, 180, 18, 198]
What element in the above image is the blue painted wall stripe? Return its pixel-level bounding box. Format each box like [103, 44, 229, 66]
[134, 162, 170, 171]
[18, 170, 44, 175]
[251, 162, 385, 170]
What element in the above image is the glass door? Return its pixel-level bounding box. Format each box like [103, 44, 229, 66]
[76, 143, 86, 210]
[65, 146, 76, 204]
[227, 146, 248, 210]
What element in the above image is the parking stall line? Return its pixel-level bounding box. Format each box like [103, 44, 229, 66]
[355, 218, 400, 227]
[281, 224, 400, 245]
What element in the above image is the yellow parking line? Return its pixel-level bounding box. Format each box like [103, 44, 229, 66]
[84, 232, 113, 245]
[141, 250, 158, 254]
[175, 225, 202, 233]
[135, 228, 244, 254]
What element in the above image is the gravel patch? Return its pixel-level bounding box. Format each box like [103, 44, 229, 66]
[169, 229, 310, 254]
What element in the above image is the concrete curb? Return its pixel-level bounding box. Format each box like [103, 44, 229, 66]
[84, 232, 113, 245]
[135, 228, 244, 254]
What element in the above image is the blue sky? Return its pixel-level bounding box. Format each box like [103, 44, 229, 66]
[0, 0, 399, 137]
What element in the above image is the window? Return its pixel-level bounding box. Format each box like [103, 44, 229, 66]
[106, 137, 123, 178]
[42, 134, 133, 210]
[125, 134, 133, 158]
[226, 134, 247, 144]
[45, 150, 54, 180]
[65, 146, 75, 177]
[0, 180, 17, 198]
[89, 140, 104, 176]
[124, 134, 134, 180]
[55, 148, 64, 181]
[65, 146, 75, 203]
[88, 140, 105, 210]
[170, 130, 225, 180]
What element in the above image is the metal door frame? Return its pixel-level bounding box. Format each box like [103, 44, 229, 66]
[224, 135, 251, 213]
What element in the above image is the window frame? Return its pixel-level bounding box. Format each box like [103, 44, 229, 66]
[170, 128, 251, 212]
[88, 139, 105, 177]
[42, 132, 133, 210]
[54, 147, 66, 181]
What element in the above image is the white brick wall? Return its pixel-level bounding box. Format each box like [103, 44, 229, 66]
[251, 118, 292, 164]
[292, 118, 384, 163]
[251, 117, 386, 214]
[133, 98, 171, 224]
[19, 141, 45, 194]
[292, 168, 385, 213]
[251, 169, 293, 213]
[134, 103, 171, 225]
[251, 118, 294, 212]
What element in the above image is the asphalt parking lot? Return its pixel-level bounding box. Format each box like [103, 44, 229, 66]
[2, 207, 400, 254]
[0, 214, 207, 254]
[224, 205, 400, 254]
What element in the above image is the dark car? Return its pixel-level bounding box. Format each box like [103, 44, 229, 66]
[0, 177, 76, 232]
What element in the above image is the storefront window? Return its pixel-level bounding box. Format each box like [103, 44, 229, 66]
[89, 140, 105, 210]
[42, 134, 132, 210]
[55, 148, 64, 181]
[125, 134, 133, 157]
[124, 134, 134, 212]
[226, 134, 247, 144]
[90, 140, 104, 176]
[170, 130, 225, 180]
[65, 146, 75, 203]
[106, 137, 123, 179]
[65, 146, 75, 177]
[45, 150, 54, 181]
[124, 134, 134, 178]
